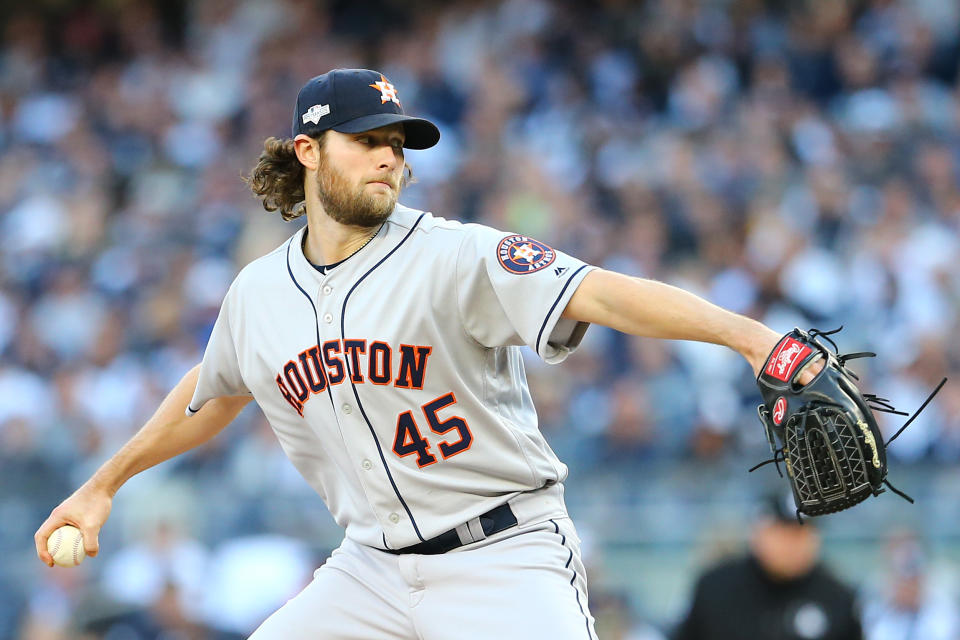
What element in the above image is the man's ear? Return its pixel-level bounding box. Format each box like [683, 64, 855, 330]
[293, 134, 320, 171]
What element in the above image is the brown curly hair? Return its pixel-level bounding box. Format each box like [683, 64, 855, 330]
[244, 135, 319, 221]
[245, 133, 415, 221]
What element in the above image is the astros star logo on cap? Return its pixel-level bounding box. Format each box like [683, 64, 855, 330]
[369, 74, 401, 105]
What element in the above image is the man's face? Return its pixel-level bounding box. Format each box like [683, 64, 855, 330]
[315, 124, 406, 227]
[751, 520, 821, 581]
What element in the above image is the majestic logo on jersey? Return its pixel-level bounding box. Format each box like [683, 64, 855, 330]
[302, 103, 330, 125]
[369, 74, 401, 105]
[497, 235, 556, 274]
[275, 339, 433, 416]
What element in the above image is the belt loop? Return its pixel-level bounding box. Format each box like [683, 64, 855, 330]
[466, 516, 486, 542]
[454, 523, 473, 546]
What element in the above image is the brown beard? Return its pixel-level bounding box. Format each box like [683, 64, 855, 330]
[315, 152, 398, 228]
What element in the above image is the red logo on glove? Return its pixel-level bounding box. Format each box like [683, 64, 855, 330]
[765, 337, 813, 382]
[773, 397, 787, 425]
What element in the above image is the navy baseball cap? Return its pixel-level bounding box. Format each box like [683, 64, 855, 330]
[292, 69, 440, 150]
[754, 490, 811, 527]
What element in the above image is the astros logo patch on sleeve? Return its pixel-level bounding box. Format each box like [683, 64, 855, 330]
[497, 235, 556, 274]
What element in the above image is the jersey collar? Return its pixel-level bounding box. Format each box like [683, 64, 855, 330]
[287, 216, 389, 285]
[302, 223, 383, 275]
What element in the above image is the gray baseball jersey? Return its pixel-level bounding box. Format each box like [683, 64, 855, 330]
[187, 204, 595, 550]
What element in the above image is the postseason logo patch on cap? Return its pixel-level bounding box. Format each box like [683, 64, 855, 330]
[497, 235, 556, 274]
[302, 104, 330, 125]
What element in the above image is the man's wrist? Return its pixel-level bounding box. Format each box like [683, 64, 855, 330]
[85, 469, 122, 499]
[724, 317, 780, 376]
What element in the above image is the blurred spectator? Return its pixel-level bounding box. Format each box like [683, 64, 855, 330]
[200, 534, 315, 636]
[99, 518, 209, 622]
[0, 572, 25, 639]
[79, 582, 212, 640]
[862, 531, 960, 640]
[672, 493, 863, 640]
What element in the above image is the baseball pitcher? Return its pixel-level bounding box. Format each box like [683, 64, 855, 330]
[37, 69, 805, 639]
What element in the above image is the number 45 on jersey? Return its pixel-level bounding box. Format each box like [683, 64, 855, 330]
[393, 392, 472, 467]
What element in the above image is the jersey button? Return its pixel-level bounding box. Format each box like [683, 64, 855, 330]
[342, 403, 352, 414]
[323, 313, 333, 324]
[361, 459, 372, 470]
[322, 285, 333, 295]
[389, 513, 400, 524]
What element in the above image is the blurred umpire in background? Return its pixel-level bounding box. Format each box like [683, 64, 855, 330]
[673, 493, 863, 640]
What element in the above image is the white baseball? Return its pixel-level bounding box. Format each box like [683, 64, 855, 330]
[47, 525, 85, 567]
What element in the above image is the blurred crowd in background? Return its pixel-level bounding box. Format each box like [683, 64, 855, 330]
[2, 0, 960, 638]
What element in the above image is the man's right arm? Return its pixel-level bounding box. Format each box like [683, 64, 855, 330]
[34, 363, 252, 566]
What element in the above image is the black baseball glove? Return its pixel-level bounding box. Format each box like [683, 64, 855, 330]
[752, 327, 945, 518]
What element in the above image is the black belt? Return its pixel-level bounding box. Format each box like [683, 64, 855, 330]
[385, 503, 518, 555]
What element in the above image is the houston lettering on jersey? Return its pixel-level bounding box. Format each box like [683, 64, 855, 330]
[276, 340, 433, 416]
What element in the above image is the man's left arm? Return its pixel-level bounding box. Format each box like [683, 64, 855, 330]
[562, 269, 782, 377]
